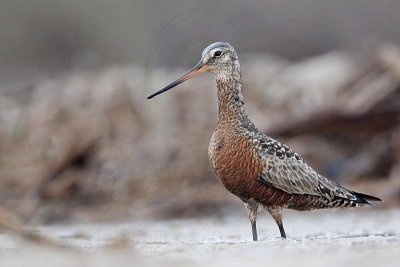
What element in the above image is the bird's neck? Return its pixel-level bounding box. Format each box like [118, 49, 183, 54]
[215, 71, 250, 127]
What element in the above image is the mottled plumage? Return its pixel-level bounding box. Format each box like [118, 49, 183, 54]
[147, 42, 381, 241]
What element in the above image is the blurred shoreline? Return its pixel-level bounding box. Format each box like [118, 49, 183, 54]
[1, 46, 399, 224]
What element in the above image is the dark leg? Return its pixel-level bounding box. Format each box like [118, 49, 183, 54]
[244, 200, 259, 241]
[277, 222, 286, 239]
[251, 220, 258, 241]
[266, 207, 286, 239]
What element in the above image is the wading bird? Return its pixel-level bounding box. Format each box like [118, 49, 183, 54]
[147, 42, 381, 241]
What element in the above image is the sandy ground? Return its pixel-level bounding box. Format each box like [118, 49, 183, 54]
[0, 208, 399, 267]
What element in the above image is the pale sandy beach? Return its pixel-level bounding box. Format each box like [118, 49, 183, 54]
[1, 209, 399, 267]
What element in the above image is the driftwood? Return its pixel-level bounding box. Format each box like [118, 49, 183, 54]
[268, 45, 400, 136]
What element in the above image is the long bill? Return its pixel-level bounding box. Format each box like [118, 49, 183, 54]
[147, 61, 208, 99]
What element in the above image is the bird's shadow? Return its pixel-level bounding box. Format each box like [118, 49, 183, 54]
[267, 231, 400, 242]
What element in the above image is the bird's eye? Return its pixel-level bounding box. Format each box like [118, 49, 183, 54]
[214, 50, 222, 57]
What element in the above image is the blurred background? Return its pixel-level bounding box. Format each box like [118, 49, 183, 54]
[0, 0, 399, 226]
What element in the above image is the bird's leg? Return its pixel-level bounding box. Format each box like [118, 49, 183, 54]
[251, 220, 257, 241]
[266, 206, 286, 239]
[244, 200, 259, 241]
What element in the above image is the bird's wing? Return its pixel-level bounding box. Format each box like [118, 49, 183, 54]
[255, 136, 357, 200]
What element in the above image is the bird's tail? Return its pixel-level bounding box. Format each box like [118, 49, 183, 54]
[351, 191, 382, 205]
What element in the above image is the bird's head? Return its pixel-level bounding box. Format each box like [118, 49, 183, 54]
[147, 42, 239, 99]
